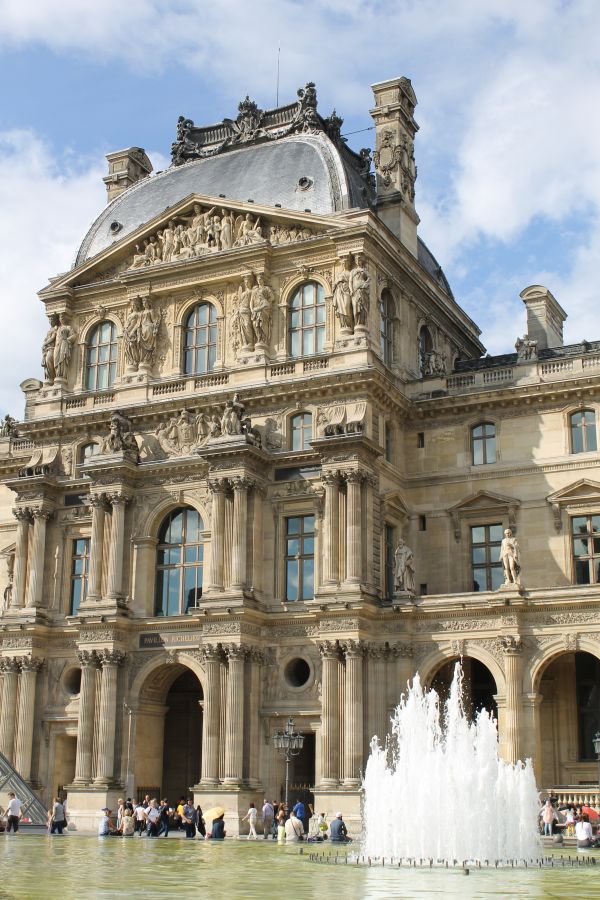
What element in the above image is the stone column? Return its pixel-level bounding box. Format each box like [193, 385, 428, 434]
[74, 650, 99, 783]
[106, 494, 130, 599]
[247, 649, 262, 787]
[345, 471, 364, 584]
[13, 657, 43, 780]
[502, 636, 524, 764]
[322, 472, 340, 585]
[230, 477, 252, 590]
[368, 643, 389, 745]
[342, 640, 364, 787]
[93, 650, 124, 784]
[25, 509, 51, 608]
[200, 644, 222, 785]
[11, 509, 31, 609]
[223, 645, 245, 785]
[0, 659, 19, 761]
[87, 495, 107, 600]
[318, 641, 341, 787]
[208, 479, 227, 592]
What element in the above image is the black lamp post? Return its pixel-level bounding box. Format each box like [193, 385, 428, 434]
[272, 717, 304, 812]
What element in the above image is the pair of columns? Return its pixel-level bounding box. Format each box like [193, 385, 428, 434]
[322, 469, 371, 585]
[319, 639, 366, 788]
[10, 507, 52, 609]
[73, 649, 125, 785]
[0, 656, 43, 780]
[207, 477, 257, 592]
[87, 492, 131, 601]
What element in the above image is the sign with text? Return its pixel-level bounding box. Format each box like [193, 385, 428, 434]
[139, 631, 201, 649]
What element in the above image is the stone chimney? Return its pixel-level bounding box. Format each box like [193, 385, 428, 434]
[519, 285, 567, 350]
[103, 147, 153, 203]
[370, 77, 419, 258]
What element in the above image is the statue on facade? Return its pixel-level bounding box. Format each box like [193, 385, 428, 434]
[53, 313, 77, 382]
[423, 349, 447, 377]
[499, 528, 522, 587]
[349, 254, 371, 328]
[220, 393, 245, 436]
[251, 273, 274, 347]
[233, 214, 264, 247]
[41, 313, 60, 382]
[332, 257, 353, 332]
[515, 334, 538, 362]
[394, 538, 416, 594]
[290, 82, 320, 133]
[139, 297, 160, 368]
[123, 296, 143, 369]
[100, 412, 139, 462]
[230, 274, 256, 351]
[0, 415, 18, 438]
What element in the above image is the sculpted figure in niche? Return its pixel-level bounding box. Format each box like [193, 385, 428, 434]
[349, 254, 371, 328]
[251, 273, 274, 347]
[394, 538, 416, 594]
[139, 297, 160, 367]
[41, 313, 59, 383]
[500, 528, 522, 587]
[123, 297, 143, 370]
[332, 257, 353, 332]
[231, 274, 256, 351]
[53, 313, 77, 382]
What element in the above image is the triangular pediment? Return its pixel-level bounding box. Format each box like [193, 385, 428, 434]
[381, 489, 409, 518]
[449, 489, 520, 515]
[547, 479, 600, 506]
[40, 194, 349, 294]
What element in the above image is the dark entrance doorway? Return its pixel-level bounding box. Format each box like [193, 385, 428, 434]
[288, 731, 315, 815]
[431, 657, 498, 722]
[161, 670, 203, 801]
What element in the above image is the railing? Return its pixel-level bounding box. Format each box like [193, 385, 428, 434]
[547, 786, 600, 811]
[11, 439, 35, 451]
[194, 373, 229, 389]
[540, 360, 574, 376]
[303, 357, 328, 372]
[482, 367, 514, 384]
[152, 381, 185, 396]
[271, 363, 296, 377]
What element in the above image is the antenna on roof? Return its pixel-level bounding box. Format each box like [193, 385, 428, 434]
[276, 44, 281, 107]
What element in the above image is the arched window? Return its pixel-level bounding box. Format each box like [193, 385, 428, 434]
[183, 303, 217, 375]
[472, 422, 496, 465]
[291, 413, 312, 451]
[155, 507, 204, 616]
[571, 410, 597, 454]
[380, 289, 393, 365]
[78, 442, 100, 464]
[289, 282, 325, 358]
[418, 325, 433, 376]
[86, 321, 118, 391]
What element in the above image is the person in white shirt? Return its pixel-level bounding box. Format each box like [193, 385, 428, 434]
[5, 794, 22, 833]
[134, 802, 146, 836]
[575, 815, 594, 848]
[98, 808, 114, 836]
[144, 799, 161, 837]
[242, 802, 258, 839]
[284, 811, 304, 842]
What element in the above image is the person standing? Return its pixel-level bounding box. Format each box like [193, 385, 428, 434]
[242, 802, 258, 839]
[196, 805, 206, 838]
[157, 799, 170, 837]
[276, 807, 286, 844]
[292, 798, 307, 834]
[541, 799, 557, 836]
[134, 800, 146, 836]
[5, 794, 22, 833]
[144, 799, 161, 837]
[48, 797, 66, 835]
[262, 799, 274, 839]
[182, 798, 197, 839]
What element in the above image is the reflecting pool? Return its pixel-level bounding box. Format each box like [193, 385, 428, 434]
[2, 837, 600, 900]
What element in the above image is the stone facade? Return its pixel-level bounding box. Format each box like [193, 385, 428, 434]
[1, 77, 600, 834]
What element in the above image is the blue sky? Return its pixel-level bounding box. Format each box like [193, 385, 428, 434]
[1, 0, 599, 415]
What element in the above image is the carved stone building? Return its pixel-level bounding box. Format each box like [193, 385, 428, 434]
[1, 77, 599, 831]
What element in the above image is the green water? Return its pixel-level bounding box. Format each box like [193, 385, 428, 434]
[1, 837, 600, 899]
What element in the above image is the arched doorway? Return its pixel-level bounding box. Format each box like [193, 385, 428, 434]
[538, 651, 600, 787]
[135, 664, 203, 802]
[430, 656, 498, 722]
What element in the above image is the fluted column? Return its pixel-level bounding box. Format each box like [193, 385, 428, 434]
[223, 645, 245, 784]
[74, 651, 99, 783]
[200, 644, 222, 785]
[367, 643, 389, 745]
[87, 495, 107, 600]
[13, 657, 43, 780]
[322, 472, 340, 585]
[231, 477, 252, 590]
[25, 509, 51, 608]
[342, 640, 365, 786]
[345, 471, 364, 584]
[208, 479, 227, 592]
[93, 650, 124, 784]
[318, 641, 341, 787]
[502, 636, 523, 764]
[11, 509, 31, 609]
[106, 494, 130, 599]
[0, 659, 19, 761]
[247, 649, 262, 787]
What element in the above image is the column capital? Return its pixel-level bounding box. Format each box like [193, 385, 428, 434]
[231, 475, 255, 492]
[366, 642, 388, 659]
[342, 639, 366, 659]
[31, 508, 52, 521]
[342, 469, 367, 484]
[107, 492, 132, 507]
[208, 477, 230, 494]
[317, 640, 341, 660]
[223, 643, 247, 662]
[77, 649, 100, 668]
[322, 470, 342, 486]
[0, 657, 20, 674]
[87, 493, 109, 510]
[390, 641, 414, 659]
[19, 656, 44, 673]
[201, 642, 224, 663]
[500, 635, 523, 655]
[98, 649, 125, 667]
[12, 507, 33, 523]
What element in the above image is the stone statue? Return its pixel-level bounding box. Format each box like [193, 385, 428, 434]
[499, 528, 522, 587]
[123, 296, 143, 370]
[209, 415, 222, 438]
[139, 297, 160, 368]
[41, 313, 59, 382]
[220, 208, 234, 250]
[231, 275, 256, 351]
[332, 257, 353, 332]
[349, 254, 371, 328]
[234, 214, 263, 247]
[515, 334, 538, 361]
[423, 349, 447, 377]
[264, 417, 282, 449]
[53, 313, 77, 382]
[100, 412, 139, 462]
[394, 538, 416, 594]
[0, 415, 18, 438]
[251, 273, 274, 347]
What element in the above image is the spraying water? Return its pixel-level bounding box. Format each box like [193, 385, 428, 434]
[362, 664, 541, 863]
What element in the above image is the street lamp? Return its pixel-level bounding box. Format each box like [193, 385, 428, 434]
[272, 716, 304, 811]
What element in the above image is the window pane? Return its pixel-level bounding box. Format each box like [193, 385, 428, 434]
[573, 538, 589, 557]
[489, 524, 504, 542]
[575, 560, 591, 584]
[490, 566, 504, 591]
[303, 330, 314, 356]
[287, 518, 301, 535]
[304, 516, 315, 533]
[167, 570, 180, 616]
[302, 557, 314, 600]
[572, 419, 584, 453]
[485, 438, 497, 463]
[286, 561, 299, 601]
[592, 516, 600, 533]
[291, 331, 300, 357]
[472, 441, 484, 465]
[304, 537, 314, 556]
[472, 547, 487, 565]
[286, 538, 300, 557]
[572, 517, 588, 535]
[471, 526, 485, 544]
[70, 581, 82, 615]
[473, 569, 486, 591]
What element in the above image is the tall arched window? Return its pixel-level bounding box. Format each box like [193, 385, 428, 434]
[571, 410, 597, 454]
[418, 325, 433, 376]
[380, 289, 393, 365]
[291, 413, 312, 450]
[472, 422, 496, 465]
[183, 303, 217, 375]
[289, 282, 325, 358]
[155, 507, 204, 616]
[86, 321, 118, 391]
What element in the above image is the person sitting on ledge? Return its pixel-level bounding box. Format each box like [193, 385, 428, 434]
[330, 812, 350, 843]
[575, 814, 594, 848]
[211, 813, 226, 840]
[98, 808, 117, 836]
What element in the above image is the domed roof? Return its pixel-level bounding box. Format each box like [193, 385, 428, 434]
[75, 132, 372, 266]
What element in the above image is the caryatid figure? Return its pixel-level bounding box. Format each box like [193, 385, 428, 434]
[41, 313, 60, 383]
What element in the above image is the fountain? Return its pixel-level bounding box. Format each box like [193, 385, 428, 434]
[362, 664, 541, 865]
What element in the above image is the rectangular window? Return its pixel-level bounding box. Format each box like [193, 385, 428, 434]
[420, 583, 428, 596]
[419, 515, 427, 532]
[417, 432, 425, 449]
[285, 515, 315, 602]
[69, 538, 90, 615]
[385, 423, 393, 463]
[571, 515, 600, 584]
[470, 524, 503, 591]
[385, 524, 395, 599]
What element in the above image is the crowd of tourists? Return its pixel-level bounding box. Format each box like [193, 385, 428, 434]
[539, 797, 600, 848]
